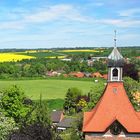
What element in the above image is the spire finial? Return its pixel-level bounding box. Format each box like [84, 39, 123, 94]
[114, 30, 117, 48]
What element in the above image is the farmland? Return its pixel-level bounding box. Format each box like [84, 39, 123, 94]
[0, 48, 105, 62]
[0, 47, 139, 62]
[0, 53, 35, 62]
[0, 79, 101, 100]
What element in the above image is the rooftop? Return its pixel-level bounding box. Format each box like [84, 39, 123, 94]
[83, 82, 140, 133]
[108, 47, 124, 67]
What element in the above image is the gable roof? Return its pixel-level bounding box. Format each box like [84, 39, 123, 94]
[91, 72, 103, 78]
[51, 111, 63, 123]
[83, 82, 140, 133]
[57, 118, 75, 128]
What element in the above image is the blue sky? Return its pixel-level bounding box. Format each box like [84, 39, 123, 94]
[0, 0, 140, 48]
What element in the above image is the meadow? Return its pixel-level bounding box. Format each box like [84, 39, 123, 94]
[0, 79, 102, 111]
[0, 79, 97, 100]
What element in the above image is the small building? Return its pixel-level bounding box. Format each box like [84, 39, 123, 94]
[57, 118, 75, 131]
[84, 72, 91, 77]
[91, 72, 103, 78]
[51, 110, 64, 125]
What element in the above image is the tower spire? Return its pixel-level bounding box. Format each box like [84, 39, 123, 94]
[114, 30, 117, 48]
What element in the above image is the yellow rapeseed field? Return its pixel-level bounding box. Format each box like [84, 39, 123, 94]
[60, 49, 103, 52]
[0, 53, 35, 62]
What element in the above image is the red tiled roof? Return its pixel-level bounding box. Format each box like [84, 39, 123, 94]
[69, 72, 84, 78]
[102, 74, 108, 79]
[83, 82, 140, 133]
[63, 74, 68, 77]
[91, 72, 103, 78]
[136, 56, 140, 59]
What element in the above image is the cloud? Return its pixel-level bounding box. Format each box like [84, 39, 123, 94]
[97, 18, 140, 27]
[118, 8, 140, 17]
[0, 4, 88, 30]
[24, 5, 72, 23]
[0, 21, 24, 30]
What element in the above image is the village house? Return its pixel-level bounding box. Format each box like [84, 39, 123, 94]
[51, 110, 64, 125]
[69, 72, 84, 78]
[90, 72, 103, 78]
[56, 118, 75, 131]
[50, 110, 75, 131]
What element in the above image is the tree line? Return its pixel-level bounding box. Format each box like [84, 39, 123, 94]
[0, 57, 139, 81]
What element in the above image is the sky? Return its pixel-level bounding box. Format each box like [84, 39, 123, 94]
[0, 0, 140, 49]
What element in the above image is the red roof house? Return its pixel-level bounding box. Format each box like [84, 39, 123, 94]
[69, 72, 84, 78]
[82, 46, 140, 139]
[91, 72, 103, 78]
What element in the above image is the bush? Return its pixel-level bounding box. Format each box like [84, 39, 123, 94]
[123, 77, 140, 111]
[9, 97, 59, 140]
[63, 87, 82, 114]
[0, 85, 32, 123]
[87, 82, 105, 109]
[0, 113, 16, 140]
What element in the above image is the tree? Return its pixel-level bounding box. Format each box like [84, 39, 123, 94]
[64, 87, 82, 114]
[87, 82, 105, 109]
[76, 99, 87, 112]
[60, 113, 84, 140]
[123, 77, 140, 111]
[9, 97, 59, 140]
[0, 85, 32, 123]
[123, 63, 139, 81]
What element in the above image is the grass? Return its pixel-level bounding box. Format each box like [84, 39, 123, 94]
[18, 52, 63, 58]
[47, 99, 64, 112]
[0, 79, 99, 100]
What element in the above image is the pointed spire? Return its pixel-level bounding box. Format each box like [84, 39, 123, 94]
[114, 30, 117, 48]
[108, 30, 124, 67]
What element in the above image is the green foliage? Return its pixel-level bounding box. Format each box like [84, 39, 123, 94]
[77, 99, 87, 110]
[123, 77, 140, 111]
[0, 113, 16, 140]
[87, 82, 105, 109]
[0, 56, 108, 79]
[34, 96, 51, 125]
[60, 113, 84, 140]
[0, 85, 32, 123]
[47, 99, 64, 112]
[0, 47, 139, 79]
[123, 62, 139, 81]
[10, 97, 58, 140]
[64, 87, 82, 114]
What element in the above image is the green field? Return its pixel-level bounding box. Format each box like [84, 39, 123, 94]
[0, 79, 98, 100]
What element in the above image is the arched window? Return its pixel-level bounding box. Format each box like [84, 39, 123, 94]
[113, 68, 118, 77]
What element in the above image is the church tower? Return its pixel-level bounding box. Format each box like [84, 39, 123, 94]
[82, 31, 140, 139]
[108, 30, 124, 82]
